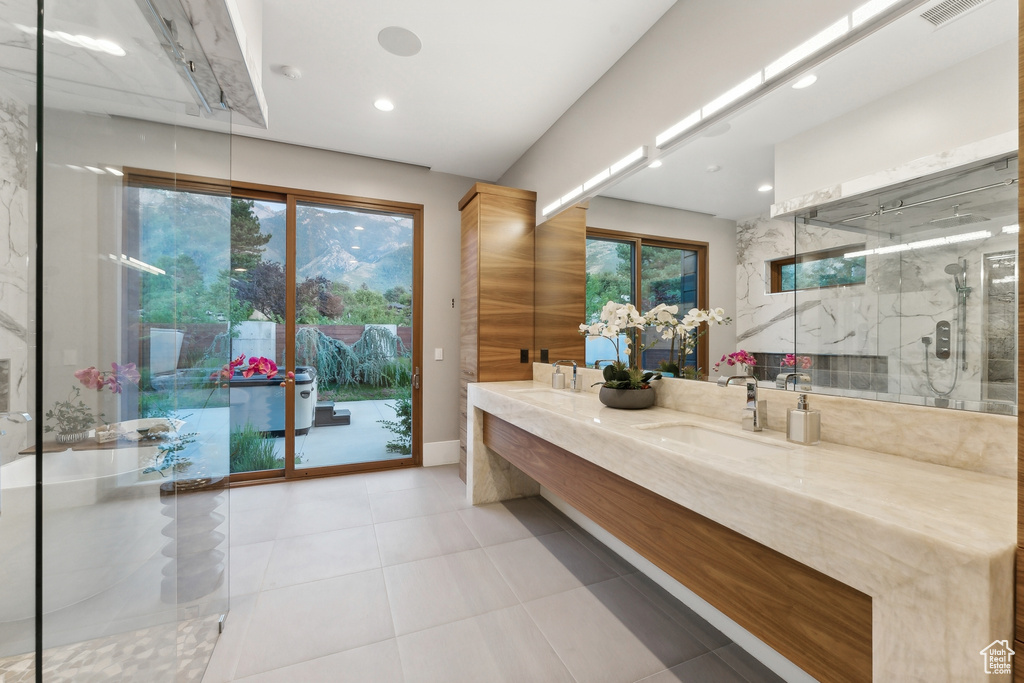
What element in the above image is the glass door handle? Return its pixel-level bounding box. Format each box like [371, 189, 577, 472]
[413, 367, 421, 390]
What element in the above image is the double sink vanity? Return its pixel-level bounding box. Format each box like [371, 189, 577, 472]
[465, 365, 1015, 683]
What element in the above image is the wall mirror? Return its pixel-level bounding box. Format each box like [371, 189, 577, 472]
[590, 0, 1017, 414]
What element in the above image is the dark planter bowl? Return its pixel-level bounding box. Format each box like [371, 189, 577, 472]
[598, 386, 656, 410]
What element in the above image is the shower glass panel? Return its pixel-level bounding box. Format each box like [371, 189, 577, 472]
[0, 0, 233, 680]
[0, 0, 37, 676]
[793, 155, 1018, 414]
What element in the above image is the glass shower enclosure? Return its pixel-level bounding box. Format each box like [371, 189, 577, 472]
[788, 155, 1018, 413]
[0, 0, 232, 679]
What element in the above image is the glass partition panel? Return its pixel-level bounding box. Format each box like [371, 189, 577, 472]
[0, 0, 37, 677]
[793, 156, 1018, 414]
[34, 0, 233, 679]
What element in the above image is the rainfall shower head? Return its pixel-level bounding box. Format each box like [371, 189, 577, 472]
[944, 260, 966, 291]
[929, 204, 989, 228]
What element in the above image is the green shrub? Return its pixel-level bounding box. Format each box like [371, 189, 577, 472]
[230, 422, 282, 473]
[379, 389, 412, 455]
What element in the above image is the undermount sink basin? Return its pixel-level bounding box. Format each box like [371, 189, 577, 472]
[633, 422, 793, 456]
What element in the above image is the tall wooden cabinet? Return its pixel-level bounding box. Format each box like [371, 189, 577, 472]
[458, 183, 537, 481]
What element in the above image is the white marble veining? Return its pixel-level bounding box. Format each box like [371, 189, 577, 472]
[0, 89, 30, 464]
[179, 0, 268, 128]
[738, 196, 1017, 411]
[468, 376, 1015, 682]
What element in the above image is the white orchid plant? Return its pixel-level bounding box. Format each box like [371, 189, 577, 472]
[580, 301, 731, 386]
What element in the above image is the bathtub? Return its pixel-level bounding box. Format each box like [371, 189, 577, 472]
[0, 444, 212, 653]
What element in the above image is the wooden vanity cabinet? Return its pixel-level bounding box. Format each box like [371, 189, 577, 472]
[458, 183, 537, 480]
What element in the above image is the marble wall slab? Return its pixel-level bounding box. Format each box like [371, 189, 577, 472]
[735, 210, 1017, 412]
[533, 364, 1016, 478]
[0, 89, 31, 465]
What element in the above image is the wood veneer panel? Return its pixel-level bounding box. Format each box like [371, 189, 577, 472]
[535, 206, 587, 364]
[458, 182, 536, 211]
[483, 413, 872, 683]
[1017, 547, 1024, 640]
[477, 193, 535, 380]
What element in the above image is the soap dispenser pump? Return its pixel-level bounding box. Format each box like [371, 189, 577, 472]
[787, 393, 821, 445]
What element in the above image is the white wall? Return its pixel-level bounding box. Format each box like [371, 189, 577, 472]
[774, 40, 1017, 201]
[498, 0, 866, 219]
[586, 196, 737, 369]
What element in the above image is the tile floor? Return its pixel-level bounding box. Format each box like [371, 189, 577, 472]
[202, 464, 787, 683]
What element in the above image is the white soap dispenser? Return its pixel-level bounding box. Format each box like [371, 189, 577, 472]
[787, 393, 821, 445]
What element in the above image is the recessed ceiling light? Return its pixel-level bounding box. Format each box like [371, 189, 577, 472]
[706, 165, 721, 173]
[758, 184, 774, 192]
[648, 160, 663, 169]
[354, 226, 364, 230]
[374, 99, 394, 112]
[792, 74, 817, 89]
[378, 26, 422, 57]
[281, 66, 302, 80]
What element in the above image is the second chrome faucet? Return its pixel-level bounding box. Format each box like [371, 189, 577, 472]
[551, 360, 579, 392]
[717, 375, 766, 432]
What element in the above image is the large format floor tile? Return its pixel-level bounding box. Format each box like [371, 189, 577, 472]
[233, 639, 404, 683]
[204, 466, 786, 683]
[484, 530, 619, 602]
[397, 605, 574, 683]
[232, 569, 394, 679]
[375, 510, 480, 566]
[383, 548, 518, 635]
[261, 525, 380, 590]
[524, 577, 710, 683]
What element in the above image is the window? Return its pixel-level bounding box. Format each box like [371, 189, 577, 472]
[585, 228, 708, 374]
[768, 245, 866, 293]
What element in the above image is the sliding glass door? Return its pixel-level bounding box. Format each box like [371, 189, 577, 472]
[292, 200, 417, 473]
[129, 181, 421, 483]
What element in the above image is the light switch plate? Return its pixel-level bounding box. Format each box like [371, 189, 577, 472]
[434, 348, 444, 361]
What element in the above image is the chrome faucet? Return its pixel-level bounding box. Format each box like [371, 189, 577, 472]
[552, 360, 579, 391]
[717, 375, 766, 432]
[776, 372, 811, 391]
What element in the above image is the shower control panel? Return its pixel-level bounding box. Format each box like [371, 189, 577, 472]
[935, 321, 951, 360]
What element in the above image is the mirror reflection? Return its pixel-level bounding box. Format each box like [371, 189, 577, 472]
[591, 0, 1017, 413]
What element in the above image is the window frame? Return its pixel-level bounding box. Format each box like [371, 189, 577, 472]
[767, 244, 866, 293]
[586, 227, 710, 375]
[122, 169, 424, 485]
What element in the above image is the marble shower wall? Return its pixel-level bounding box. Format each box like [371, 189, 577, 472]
[736, 213, 1018, 409]
[0, 88, 31, 464]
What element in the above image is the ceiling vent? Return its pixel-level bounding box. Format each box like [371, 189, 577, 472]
[920, 0, 991, 27]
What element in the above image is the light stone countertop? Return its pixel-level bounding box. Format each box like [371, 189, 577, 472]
[467, 380, 1015, 682]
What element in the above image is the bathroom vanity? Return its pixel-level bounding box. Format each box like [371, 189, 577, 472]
[465, 371, 1015, 682]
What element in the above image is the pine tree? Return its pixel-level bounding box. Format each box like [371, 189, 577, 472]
[231, 198, 271, 273]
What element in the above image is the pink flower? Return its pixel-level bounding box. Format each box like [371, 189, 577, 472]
[713, 350, 757, 373]
[112, 362, 141, 386]
[74, 366, 104, 390]
[781, 354, 812, 369]
[242, 356, 278, 379]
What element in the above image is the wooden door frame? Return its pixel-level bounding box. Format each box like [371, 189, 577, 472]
[122, 171, 424, 484]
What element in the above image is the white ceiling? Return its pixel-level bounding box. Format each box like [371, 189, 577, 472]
[231, 0, 676, 181]
[601, 0, 1018, 221]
